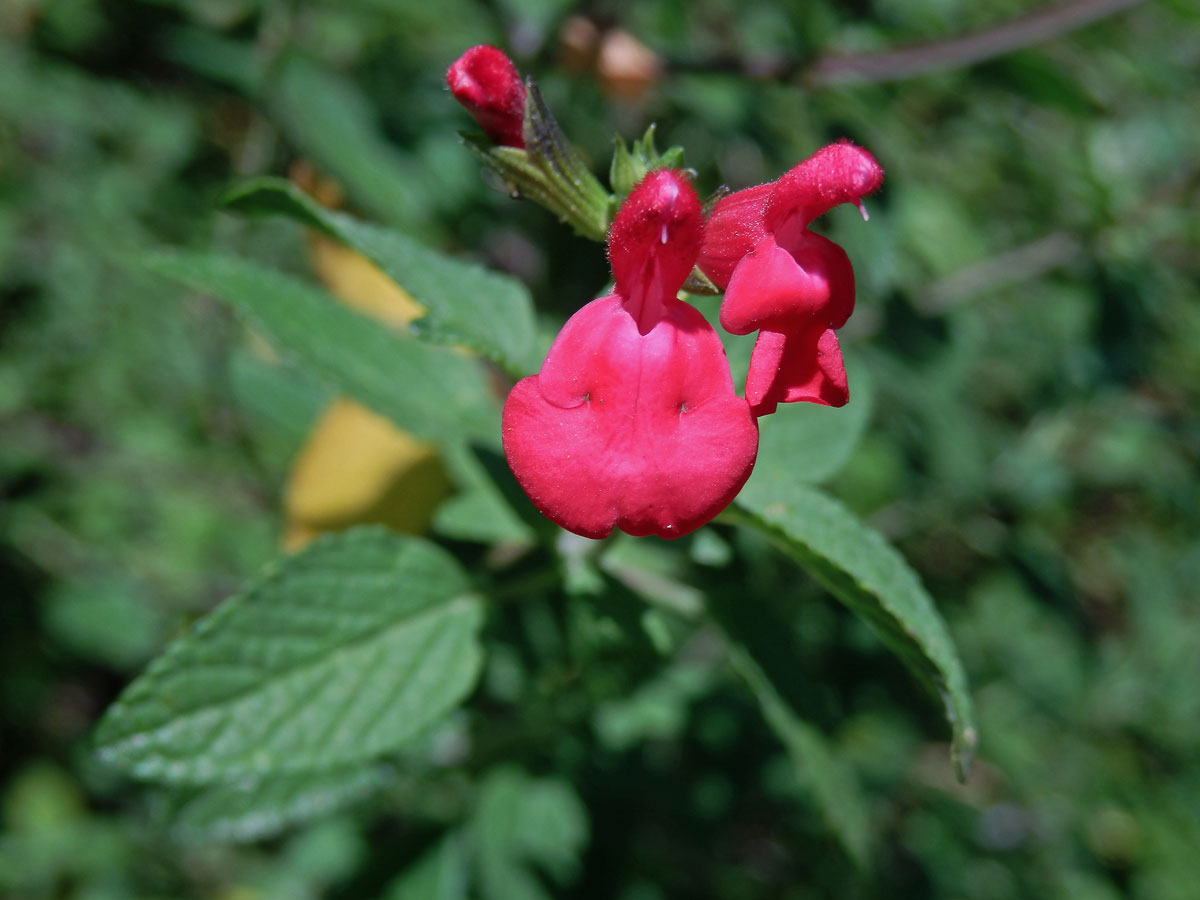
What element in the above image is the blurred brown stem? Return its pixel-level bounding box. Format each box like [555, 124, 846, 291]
[806, 0, 1146, 85]
[669, 0, 1146, 84]
[918, 231, 1083, 313]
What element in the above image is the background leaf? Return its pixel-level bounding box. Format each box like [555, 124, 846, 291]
[725, 645, 871, 868]
[95, 528, 485, 784]
[384, 834, 472, 900]
[472, 767, 590, 900]
[224, 177, 540, 375]
[728, 485, 977, 779]
[8, 1, 1200, 896]
[141, 249, 499, 445]
[268, 56, 426, 229]
[750, 354, 874, 487]
[433, 443, 539, 546]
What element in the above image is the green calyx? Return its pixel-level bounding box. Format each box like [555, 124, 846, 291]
[609, 124, 686, 199]
[461, 94, 700, 266]
[462, 79, 612, 242]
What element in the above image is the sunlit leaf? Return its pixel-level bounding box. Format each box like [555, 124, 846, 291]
[141, 249, 499, 445]
[283, 398, 451, 549]
[170, 764, 390, 843]
[95, 528, 485, 784]
[223, 177, 539, 375]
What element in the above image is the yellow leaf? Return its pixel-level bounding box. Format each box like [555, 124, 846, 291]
[283, 398, 450, 550]
[308, 234, 425, 329]
[280, 168, 447, 549]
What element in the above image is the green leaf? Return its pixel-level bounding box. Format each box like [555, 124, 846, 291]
[725, 646, 871, 867]
[593, 662, 713, 752]
[141, 249, 499, 445]
[169, 764, 390, 843]
[473, 767, 589, 900]
[268, 55, 425, 229]
[749, 356, 873, 488]
[222, 178, 539, 375]
[608, 135, 641, 199]
[727, 485, 977, 779]
[384, 834, 471, 900]
[434, 443, 538, 546]
[94, 528, 485, 784]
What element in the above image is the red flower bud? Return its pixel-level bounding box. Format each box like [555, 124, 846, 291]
[447, 45, 527, 149]
[503, 170, 758, 539]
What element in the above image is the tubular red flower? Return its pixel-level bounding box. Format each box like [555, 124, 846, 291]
[447, 45, 527, 149]
[503, 170, 758, 539]
[699, 141, 882, 416]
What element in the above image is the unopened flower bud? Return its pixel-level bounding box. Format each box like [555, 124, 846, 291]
[447, 45, 527, 149]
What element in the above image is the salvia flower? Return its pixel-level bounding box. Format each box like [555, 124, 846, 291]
[699, 141, 883, 416]
[446, 45, 527, 149]
[503, 170, 759, 539]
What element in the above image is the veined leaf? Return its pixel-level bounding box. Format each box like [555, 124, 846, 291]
[94, 528, 485, 784]
[170, 764, 390, 843]
[223, 177, 539, 375]
[728, 485, 977, 779]
[141, 249, 499, 445]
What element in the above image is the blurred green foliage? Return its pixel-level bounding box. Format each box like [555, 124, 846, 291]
[2, 0, 1198, 898]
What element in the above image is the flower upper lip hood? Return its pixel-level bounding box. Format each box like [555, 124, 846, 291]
[502, 169, 758, 540]
[699, 141, 883, 290]
[609, 168, 704, 334]
[446, 45, 527, 149]
[765, 140, 884, 235]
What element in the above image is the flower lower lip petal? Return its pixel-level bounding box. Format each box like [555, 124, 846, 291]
[504, 284, 758, 539]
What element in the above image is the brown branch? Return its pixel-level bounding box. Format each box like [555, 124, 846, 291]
[806, 0, 1146, 86]
[917, 231, 1083, 313]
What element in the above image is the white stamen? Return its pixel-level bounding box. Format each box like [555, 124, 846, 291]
[855, 200, 870, 222]
[660, 223, 668, 244]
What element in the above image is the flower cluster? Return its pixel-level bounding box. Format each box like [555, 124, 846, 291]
[502, 171, 759, 539]
[449, 47, 883, 539]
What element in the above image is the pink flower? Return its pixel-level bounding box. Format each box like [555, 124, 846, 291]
[503, 170, 759, 539]
[699, 141, 883, 416]
[447, 45, 527, 149]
